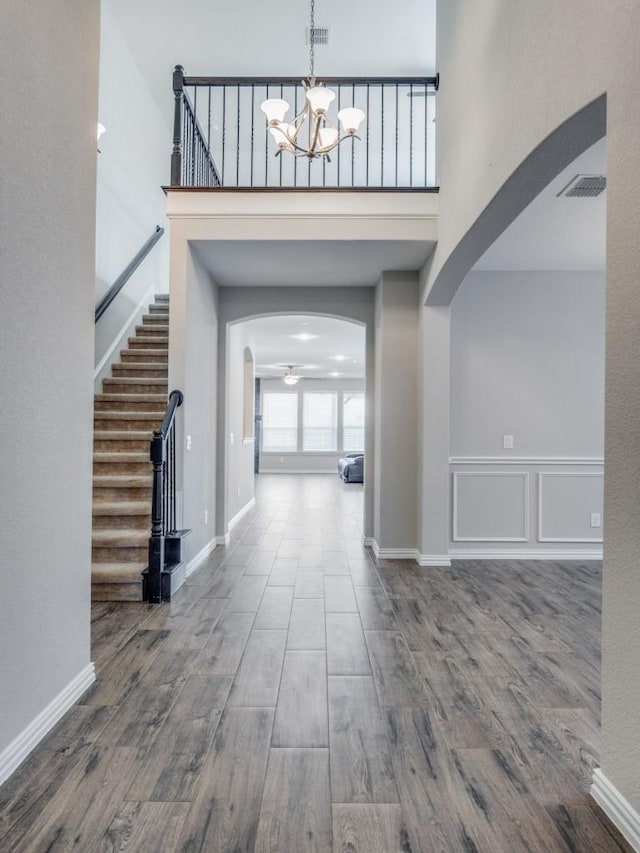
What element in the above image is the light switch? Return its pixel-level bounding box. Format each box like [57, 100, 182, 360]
[204, 510, 208, 525]
[186, 435, 192, 451]
[503, 434, 514, 450]
[230, 432, 234, 445]
[590, 512, 602, 528]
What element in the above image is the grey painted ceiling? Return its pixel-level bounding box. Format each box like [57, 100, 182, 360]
[192, 239, 434, 286]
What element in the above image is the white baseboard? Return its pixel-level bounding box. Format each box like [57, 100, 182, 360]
[362, 536, 375, 548]
[418, 554, 453, 567]
[448, 548, 603, 561]
[591, 768, 640, 851]
[365, 539, 422, 563]
[185, 536, 218, 578]
[259, 469, 336, 475]
[228, 497, 256, 530]
[216, 534, 231, 547]
[0, 662, 96, 786]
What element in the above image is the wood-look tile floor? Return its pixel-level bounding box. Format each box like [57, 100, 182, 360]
[0, 475, 632, 852]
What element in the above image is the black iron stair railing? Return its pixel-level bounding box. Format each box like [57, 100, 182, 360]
[145, 389, 187, 603]
[95, 225, 165, 323]
[169, 65, 439, 190]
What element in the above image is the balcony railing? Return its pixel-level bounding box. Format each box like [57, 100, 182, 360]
[170, 66, 438, 190]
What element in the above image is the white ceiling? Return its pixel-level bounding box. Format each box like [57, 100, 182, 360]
[192, 239, 434, 286]
[242, 314, 366, 379]
[474, 138, 607, 272]
[106, 0, 437, 119]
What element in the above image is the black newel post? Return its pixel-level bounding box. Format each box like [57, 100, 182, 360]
[171, 65, 185, 186]
[148, 431, 165, 603]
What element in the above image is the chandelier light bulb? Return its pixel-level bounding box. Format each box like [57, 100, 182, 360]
[319, 127, 339, 149]
[283, 366, 301, 386]
[306, 86, 335, 115]
[261, 98, 290, 125]
[269, 124, 294, 149]
[338, 107, 365, 135]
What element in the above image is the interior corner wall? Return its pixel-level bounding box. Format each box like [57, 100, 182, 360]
[168, 240, 218, 566]
[226, 325, 256, 524]
[374, 272, 419, 552]
[0, 0, 99, 759]
[433, 0, 640, 818]
[94, 0, 171, 372]
[449, 270, 605, 556]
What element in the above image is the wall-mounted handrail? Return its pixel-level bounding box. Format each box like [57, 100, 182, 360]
[147, 389, 184, 604]
[94, 225, 165, 323]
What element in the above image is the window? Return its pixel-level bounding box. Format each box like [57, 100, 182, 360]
[303, 392, 338, 451]
[343, 392, 365, 451]
[262, 393, 298, 451]
[243, 347, 254, 440]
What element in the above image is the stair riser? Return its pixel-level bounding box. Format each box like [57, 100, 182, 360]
[142, 314, 168, 324]
[94, 418, 161, 431]
[103, 382, 169, 394]
[120, 351, 168, 364]
[95, 400, 166, 413]
[136, 325, 168, 336]
[93, 461, 151, 475]
[93, 439, 150, 452]
[128, 339, 168, 350]
[94, 486, 152, 500]
[149, 304, 169, 314]
[92, 515, 151, 530]
[93, 545, 148, 562]
[91, 582, 143, 602]
[112, 367, 168, 379]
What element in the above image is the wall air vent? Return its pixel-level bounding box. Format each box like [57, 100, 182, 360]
[306, 26, 330, 45]
[556, 174, 607, 198]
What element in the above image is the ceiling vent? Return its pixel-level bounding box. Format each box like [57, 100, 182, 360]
[306, 26, 330, 45]
[557, 174, 607, 198]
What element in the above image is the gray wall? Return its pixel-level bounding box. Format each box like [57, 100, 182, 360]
[0, 0, 99, 753]
[451, 271, 605, 458]
[434, 0, 640, 814]
[226, 325, 256, 522]
[94, 0, 170, 379]
[168, 243, 219, 564]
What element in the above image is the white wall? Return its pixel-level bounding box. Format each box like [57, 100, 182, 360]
[0, 0, 99, 772]
[226, 325, 256, 522]
[433, 0, 640, 824]
[94, 0, 171, 375]
[259, 377, 365, 473]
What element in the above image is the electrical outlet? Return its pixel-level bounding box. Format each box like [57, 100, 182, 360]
[237, 486, 241, 498]
[503, 434, 514, 450]
[590, 512, 602, 528]
[230, 432, 234, 445]
[204, 510, 208, 525]
[186, 435, 192, 451]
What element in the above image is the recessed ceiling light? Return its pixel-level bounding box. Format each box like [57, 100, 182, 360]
[333, 355, 346, 361]
[330, 371, 341, 377]
[292, 333, 316, 341]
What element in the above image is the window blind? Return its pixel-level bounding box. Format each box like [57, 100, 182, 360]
[303, 392, 338, 451]
[262, 393, 298, 451]
[343, 391, 365, 451]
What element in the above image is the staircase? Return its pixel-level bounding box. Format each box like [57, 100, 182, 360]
[91, 294, 169, 600]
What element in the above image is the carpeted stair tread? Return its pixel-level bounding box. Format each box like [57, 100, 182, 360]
[93, 500, 151, 515]
[93, 430, 154, 442]
[93, 452, 149, 464]
[91, 562, 146, 583]
[92, 529, 148, 546]
[93, 474, 152, 487]
[95, 393, 167, 404]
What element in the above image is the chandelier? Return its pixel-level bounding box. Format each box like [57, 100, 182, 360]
[260, 0, 365, 159]
[282, 366, 301, 386]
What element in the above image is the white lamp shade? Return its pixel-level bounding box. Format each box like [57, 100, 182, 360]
[283, 373, 300, 385]
[306, 86, 336, 114]
[318, 127, 339, 149]
[261, 98, 289, 124]
[338, 107, 365, 134]
[269, 124, 294, 148]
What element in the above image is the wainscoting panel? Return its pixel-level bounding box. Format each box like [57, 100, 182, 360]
[538, 472, 603, 543]
[449, 458, 604, 558]
[452, 472, 529, 542]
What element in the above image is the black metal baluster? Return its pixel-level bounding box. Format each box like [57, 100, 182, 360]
[236, 85, 240, 186]
[409, 83, 413, 187]
[366, 84, 370, 187]
[222, 85, 226, 185]
[337, 85, 341, 187]
[264, 84, 269, 187]
[279, 84, 283, 187]
[192, 88, 198, 185]
[294, 85, 298, 187]
[207, 86, 212, 185]
[250, 84, 255, 187]
[395, 83, 399, 187]
[351, 83, 355, 187]
[424, 83, 428, 187]
[381, 84, 385, 186]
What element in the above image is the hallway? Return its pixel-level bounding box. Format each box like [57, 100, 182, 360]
[0, 475, 631, 852]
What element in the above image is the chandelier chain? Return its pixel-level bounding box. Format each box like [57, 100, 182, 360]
[309, 0, 315, 78]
